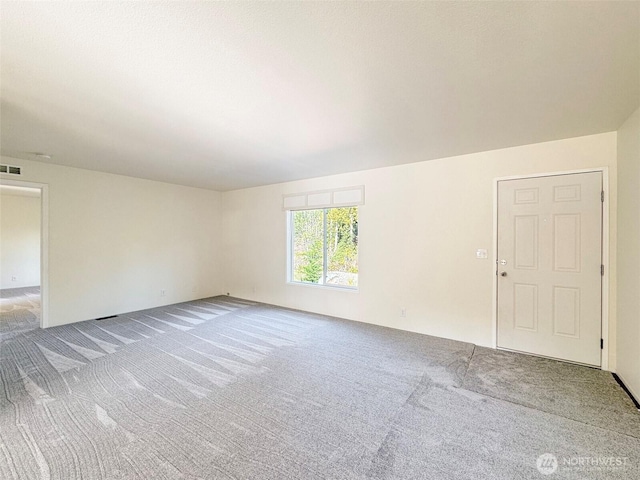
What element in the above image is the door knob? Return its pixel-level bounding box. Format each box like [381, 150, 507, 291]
[500, 271, 507, 277]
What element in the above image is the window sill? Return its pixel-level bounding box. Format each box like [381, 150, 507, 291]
[286, 281, 359, 293]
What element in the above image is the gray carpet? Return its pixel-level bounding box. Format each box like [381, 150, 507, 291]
[462, 347, 640, 438]
[0, 296, 638, 479]
[0, 286, 41, 341]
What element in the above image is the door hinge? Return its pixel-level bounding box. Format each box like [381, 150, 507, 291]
[601, 339, 604, 350]
[601, 265, 605, 276]
[601, 191, 605, 202]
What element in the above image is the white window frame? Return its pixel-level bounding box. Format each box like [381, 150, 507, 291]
[286, 206, 359, 291]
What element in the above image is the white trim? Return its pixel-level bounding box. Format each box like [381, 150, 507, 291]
[0, 178, 49, 329]
[286, 210, 293, 284]
[601, 168, 610, 371]
[492, 182, 499, 350]
[491, 167, 610, 370]
[286, 281, 359, 293]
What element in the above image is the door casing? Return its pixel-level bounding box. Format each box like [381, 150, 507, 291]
[0, 178, 49, 329]
[492, 168, 610, 370]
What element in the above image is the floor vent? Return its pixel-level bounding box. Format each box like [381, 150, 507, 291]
[0, 164, 22, 175]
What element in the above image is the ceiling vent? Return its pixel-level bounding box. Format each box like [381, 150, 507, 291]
[0, 164, 22, 175]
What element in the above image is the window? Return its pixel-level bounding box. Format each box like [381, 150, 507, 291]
[289, 207, 358, 288]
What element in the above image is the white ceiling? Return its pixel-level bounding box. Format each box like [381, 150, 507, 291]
[1, 2, 638, 191]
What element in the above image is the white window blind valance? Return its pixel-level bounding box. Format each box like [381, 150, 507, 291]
[282, 185, 365, 211]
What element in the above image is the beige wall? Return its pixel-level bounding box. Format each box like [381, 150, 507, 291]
[0, 132, 621, 369]
[222, 132, 618, 367]
[616, 107, 640, 399]
[0, 156, 224, 327]
[0, 193, 41, 289]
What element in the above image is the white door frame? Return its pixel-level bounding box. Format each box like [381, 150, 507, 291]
[492, 167, 610, 370]
[0, 178, 50, 329]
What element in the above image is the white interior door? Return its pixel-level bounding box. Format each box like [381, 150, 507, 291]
[497, 172, 603, 366]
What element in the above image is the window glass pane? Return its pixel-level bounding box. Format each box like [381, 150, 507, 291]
[326, 207, 358, 287]
[291, 209, 324, 284]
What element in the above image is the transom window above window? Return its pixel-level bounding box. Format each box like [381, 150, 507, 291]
[288, 207, 358, 289]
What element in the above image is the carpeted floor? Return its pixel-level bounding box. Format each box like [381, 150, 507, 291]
[0, 286, 41, 341]
[0, 296, 638, 479]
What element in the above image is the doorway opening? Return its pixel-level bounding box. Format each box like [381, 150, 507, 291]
[0, 180, 48, 339]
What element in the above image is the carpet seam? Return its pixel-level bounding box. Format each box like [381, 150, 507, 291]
[459, 382, 640, 441]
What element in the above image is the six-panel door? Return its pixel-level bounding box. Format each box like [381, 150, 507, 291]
[497, 172, 603, 366]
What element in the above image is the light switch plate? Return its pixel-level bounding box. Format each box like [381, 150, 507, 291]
[476, 249, 488, 259]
